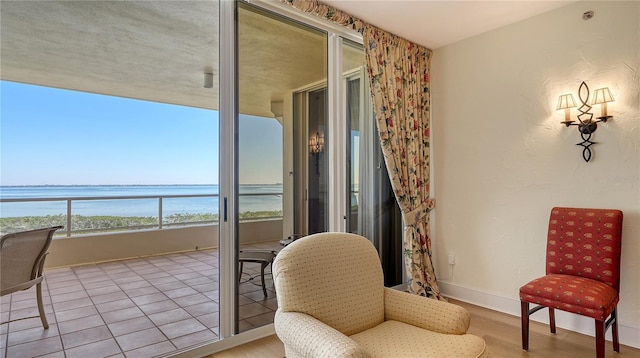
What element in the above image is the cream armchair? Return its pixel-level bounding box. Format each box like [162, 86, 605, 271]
[273, 232, 487, 358]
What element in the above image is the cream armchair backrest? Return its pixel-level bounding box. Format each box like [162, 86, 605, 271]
[274, 232, 384, 336]
[273, 232, 488, 358]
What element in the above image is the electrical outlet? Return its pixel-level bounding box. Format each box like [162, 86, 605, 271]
[448, 252, 456, 265]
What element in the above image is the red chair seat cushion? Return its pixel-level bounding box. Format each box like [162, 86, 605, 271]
[520, 274, 618, 320]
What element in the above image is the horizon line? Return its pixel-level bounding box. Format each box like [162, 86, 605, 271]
[0, 183, 283, 187]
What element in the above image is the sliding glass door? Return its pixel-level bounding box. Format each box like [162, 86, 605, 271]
[235, 2, 327, 333]
[343, 42, 404, 287]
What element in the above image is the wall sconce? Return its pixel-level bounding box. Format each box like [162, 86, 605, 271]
[309, 131, 324, 174]
[557, 81, 614, 162]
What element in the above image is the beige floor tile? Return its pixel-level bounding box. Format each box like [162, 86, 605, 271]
[244, 311, 275, 327]
[78, 275, 114, 285]
[164, 287, 198, 299]
[57, 314, 105, 335]
[48, 284, 85, 296]
[158, 318, 207, 340]
[122, 286, 160, 298]
[101, 307, 145, 324]
[64, 338, 121, 358]
[112, 275, 145, 285]
[154, 281, 188, 292]
[53, 297, 94, 312]
[47, 278, 82, 289]
[50, 290, 88, 304]
[118, 279, 151, 291]
[10, 296, 52, 311]
[54, 305, 98, 323]
[7, 324, 59, 347]
[165, 268, 194, 276]
[183, 276, 215, 286]
[191, 282, 218, 294]
[86, 285, 123, 297]
[96, 298, 137, 314]
[195, 313, 219, 329]
[131, 292, 168, 306]
[148, 276, 179, 285]
[75, 270, 106, 279]
[91, 291, 129, 304]
[107, 316, 155, 337]
[123, 341, 176, 358]
[5, 336, 62, 358]
[171, 329, 218, 349]
[183, 301, 219, 317]
[36, 350, 65, 358]
[104, 267, 135, 276]
[61, 325, 113, 349]
[115, 327, 166, 351]
[238, 302, 272, 320]
[137, 299, 180, 316]
[141, 271, 170, 280]
[173, 272, 202, 281]
[148, 308, 191, 326]
[9, 304, 54, 321]
[8, 316, 52, 332]
[172, 293, 211, 307]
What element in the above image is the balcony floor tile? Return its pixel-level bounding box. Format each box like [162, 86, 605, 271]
[1, 242, 281, 357]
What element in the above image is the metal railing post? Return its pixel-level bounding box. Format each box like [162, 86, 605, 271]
[159, 197, 163, 229]
[66, 199, 72, 237]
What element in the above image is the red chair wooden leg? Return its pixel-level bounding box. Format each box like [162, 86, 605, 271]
[612, 307, 620, 352]
[548, 307, 556, 334]
[595, 319, 605, 358]
[521, 301, 530, 351]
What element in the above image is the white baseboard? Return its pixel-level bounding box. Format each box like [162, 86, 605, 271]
[439, 281, 640, 349]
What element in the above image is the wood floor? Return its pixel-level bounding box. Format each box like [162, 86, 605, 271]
[210, 299, 639, 358]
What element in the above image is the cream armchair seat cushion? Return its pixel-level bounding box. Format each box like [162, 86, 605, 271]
[273, 232, 487, 358]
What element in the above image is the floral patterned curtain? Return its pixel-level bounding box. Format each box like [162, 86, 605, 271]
[277, 0, 444, 301]
[361, 28, 442, 300]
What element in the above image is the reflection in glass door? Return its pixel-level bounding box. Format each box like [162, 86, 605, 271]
[308, 88, 328, 234]
[343, 41, 403, 287]
[237, 2, 327, 333]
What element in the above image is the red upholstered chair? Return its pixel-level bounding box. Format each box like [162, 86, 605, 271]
[520, 207, 623, 358]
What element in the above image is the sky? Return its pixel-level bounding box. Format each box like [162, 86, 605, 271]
[0, 81, 283, 186]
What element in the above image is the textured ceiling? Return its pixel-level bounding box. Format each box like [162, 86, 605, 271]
[0, 1, 365, 118]
[321, 0, 577, 49]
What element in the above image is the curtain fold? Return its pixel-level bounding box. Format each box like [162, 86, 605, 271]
[277, 0, 444, 300]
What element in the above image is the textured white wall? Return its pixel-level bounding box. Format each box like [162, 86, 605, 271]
[432, 0, 639, 344]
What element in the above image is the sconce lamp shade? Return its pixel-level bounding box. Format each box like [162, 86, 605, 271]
[556, 94, 577, 110]
[591, 87, 614, 104]
[592, 87, 614, 121]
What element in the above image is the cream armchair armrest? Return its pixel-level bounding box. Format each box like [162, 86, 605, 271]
[384, 287, 470, 335]
[275, 310, 371, 358]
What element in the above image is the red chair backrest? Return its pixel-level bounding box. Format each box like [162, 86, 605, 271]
[546, 207, 623, 291]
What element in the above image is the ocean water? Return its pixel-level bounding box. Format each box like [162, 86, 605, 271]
[0, 185, 283, 218]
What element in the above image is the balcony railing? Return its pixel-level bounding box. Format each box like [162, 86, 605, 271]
[0, 192, 282, 236]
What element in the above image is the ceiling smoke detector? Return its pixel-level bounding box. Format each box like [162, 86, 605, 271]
[583, 11, 594, 20]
